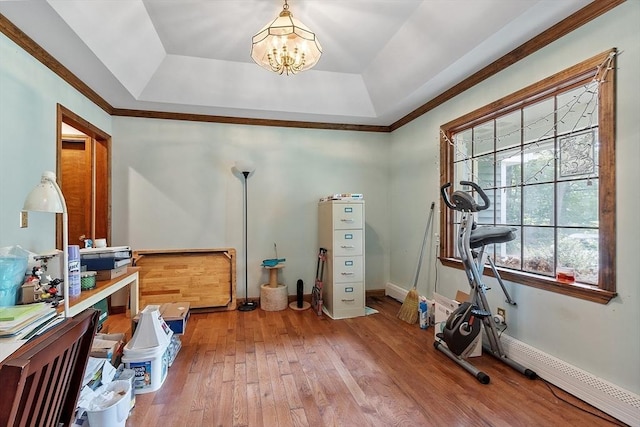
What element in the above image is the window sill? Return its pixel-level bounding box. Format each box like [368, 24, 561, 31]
[439, 257, 616, 304]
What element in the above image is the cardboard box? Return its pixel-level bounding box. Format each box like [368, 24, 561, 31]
[160, 302, 189, 335]
[94, 265, 128, 281]
[90, 333, 125, 366]
[433, 291, 482, 357]
[133, 302, 190, 335]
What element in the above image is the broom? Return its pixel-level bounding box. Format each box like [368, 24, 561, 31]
[397, 202, 435, 324]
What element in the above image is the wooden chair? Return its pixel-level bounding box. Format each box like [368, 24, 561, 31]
[0, 309, 99, 427]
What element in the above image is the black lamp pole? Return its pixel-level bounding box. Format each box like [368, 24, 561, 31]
[238, 170, 257, 311]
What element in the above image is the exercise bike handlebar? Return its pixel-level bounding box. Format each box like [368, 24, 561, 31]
[440, 181, 490, 212]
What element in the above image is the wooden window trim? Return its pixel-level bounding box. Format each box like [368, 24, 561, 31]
[439, 49, 617, 304]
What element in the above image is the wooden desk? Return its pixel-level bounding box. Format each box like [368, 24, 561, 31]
[1, 268, 139, 363]
[63, 267, 140, 317]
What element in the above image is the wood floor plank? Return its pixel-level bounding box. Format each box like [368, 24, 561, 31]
[214, 379, 234, 426]
[246, 382, 264, 427]
[233, 362, 248, 426]
[254, 341, 278, 426]
[287, 355, 325, 426]
[245, 348, 259, 384]
[267, 352, 295, 426]
[281, 373, 303, 410]
[114, 296, 623, 426]
[290, 407, 309, 427]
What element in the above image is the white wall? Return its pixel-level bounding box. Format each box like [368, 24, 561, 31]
[0, 32, 111, 254]
[111, 117, 390, 298]
[389, 1, 640, 394]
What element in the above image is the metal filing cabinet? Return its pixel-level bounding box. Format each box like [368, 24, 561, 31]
[318, 199, 365, 319]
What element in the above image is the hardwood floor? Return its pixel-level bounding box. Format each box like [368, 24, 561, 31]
[103, 296, 624, 426]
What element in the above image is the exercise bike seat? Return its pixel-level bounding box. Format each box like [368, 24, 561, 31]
[470, 226, 517, 249]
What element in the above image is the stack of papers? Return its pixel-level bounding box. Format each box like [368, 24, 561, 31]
[319, 193, 364, 202]
[79, 246, 132, 271]
[79, 246, 131, 257]
[0, 303, 58, 338]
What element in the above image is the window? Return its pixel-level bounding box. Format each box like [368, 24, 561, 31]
[439, 49, 616, 304]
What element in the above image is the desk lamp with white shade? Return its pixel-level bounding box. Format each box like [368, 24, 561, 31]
[22, 171, 70, 317]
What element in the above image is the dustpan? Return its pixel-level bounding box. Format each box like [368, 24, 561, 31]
[127, 305, 173, 349]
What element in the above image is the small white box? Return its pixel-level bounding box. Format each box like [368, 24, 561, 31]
[433, 291, 482, 357]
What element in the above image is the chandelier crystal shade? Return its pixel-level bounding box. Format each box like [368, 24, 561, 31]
[251, 0, 322, 75]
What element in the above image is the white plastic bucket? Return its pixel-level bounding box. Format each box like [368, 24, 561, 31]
[85, 380, 131, 427]
[122, 343, 169, 394]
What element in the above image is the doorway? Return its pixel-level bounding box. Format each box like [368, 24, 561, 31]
[56, 104, 111, 250]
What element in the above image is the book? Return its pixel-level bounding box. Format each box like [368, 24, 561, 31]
[0, 303, 57, 337]
[81, 257, 131, 271]
[0, 303, 48, 322]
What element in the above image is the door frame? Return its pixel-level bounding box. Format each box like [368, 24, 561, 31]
[56, 104, 112, 249]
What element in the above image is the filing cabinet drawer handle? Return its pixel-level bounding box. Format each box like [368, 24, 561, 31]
[341, 298, 355, 302]
[340, 219, 354, 222]
[341, 272, 354, 276]
[340, 245, 355, 249]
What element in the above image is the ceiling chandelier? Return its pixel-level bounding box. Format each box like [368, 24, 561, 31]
[251, 0, 322, 75]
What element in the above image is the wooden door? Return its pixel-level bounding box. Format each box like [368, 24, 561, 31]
[61, 136, 92, 245]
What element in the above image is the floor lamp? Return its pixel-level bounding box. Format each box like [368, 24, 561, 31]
[22, 171, 70, 317]
[236, 161, 258, 311]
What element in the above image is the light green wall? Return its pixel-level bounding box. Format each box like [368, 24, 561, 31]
[0, 31, 111, 254]
[389, 1, 640, 394]
[0, 31, 390, 301]
[110, 117, 390, 298]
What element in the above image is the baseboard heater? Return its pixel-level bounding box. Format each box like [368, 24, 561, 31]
[386, 282, 640, 426]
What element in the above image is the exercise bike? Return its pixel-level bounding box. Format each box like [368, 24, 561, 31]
[435, 181, 537, 384]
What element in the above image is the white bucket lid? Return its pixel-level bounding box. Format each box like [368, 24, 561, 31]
[127, 305, 173, 349]
[122, 340, 167, 358]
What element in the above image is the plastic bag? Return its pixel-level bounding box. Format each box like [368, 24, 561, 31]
[0, 246, 30, 306]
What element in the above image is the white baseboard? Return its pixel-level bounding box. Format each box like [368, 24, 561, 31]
[500, 334, 640, 426]
[385, 282, 409, 303]
[386, 281, 640, 426]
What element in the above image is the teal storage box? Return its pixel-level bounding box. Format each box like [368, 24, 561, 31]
[92, 298, 109, 327]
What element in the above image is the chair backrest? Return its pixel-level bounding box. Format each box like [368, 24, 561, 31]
[0, 309, 99, 427]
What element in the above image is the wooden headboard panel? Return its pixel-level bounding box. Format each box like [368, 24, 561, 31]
[133, 248, 236, 311]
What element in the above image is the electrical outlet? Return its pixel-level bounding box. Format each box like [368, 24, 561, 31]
[19, 210, 28, 228]
[496, 307, 506, 324]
